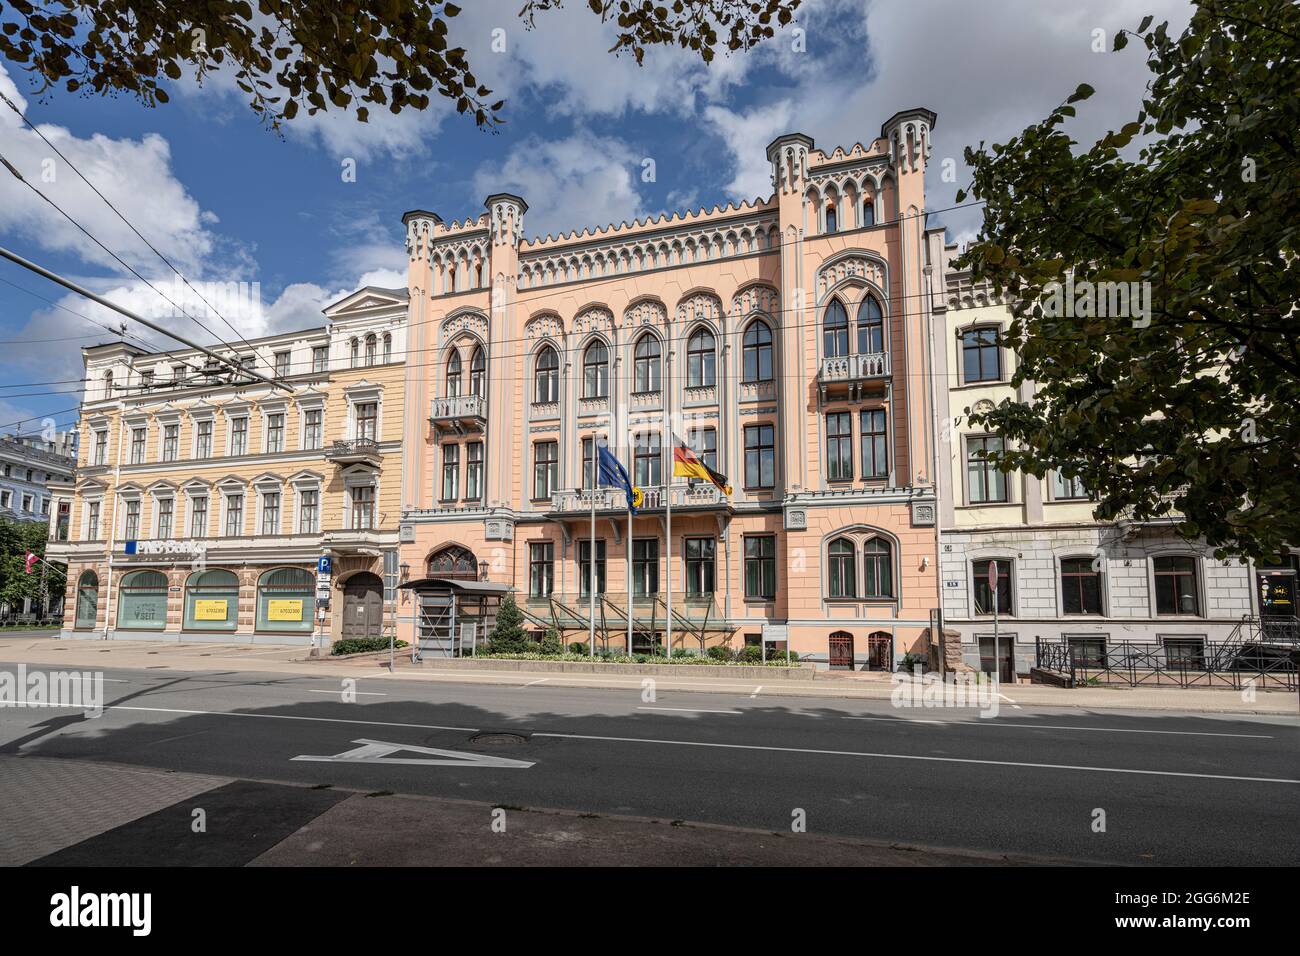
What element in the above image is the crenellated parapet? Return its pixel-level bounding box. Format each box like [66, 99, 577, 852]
[880, 108, 936, 175]
[767, 133, 814, 194]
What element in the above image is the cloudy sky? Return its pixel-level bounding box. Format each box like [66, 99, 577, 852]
[0, 0, 1192, 436]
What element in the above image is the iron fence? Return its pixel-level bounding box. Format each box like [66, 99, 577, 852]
[1035, 634, 1298, 690]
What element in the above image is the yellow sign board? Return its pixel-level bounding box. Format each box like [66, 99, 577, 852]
[193, 599, 229, 621]
[267, 599, 305, 622]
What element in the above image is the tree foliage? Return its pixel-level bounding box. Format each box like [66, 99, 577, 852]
[0, 518, 61, 610]
[486, 592, 529, 654]
[956, 0, 1300, 560]
[0, 0, 802, 129]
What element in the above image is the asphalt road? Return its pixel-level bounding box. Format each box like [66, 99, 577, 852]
[2, 661, 1297, 865]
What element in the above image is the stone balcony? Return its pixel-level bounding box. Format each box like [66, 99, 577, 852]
[430, 394, 487, 434]
[817, 351, 891, 401]
[324, 437, 382, 467]
[549, 482, 729, 516]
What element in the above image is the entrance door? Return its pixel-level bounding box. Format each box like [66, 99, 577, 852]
[828, 631, 855, 670]
[342, 572, 384, 641]
[979, 635, 1015, 682]
[867, 632, 893, 671]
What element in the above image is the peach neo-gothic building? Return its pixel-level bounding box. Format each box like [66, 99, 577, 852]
[396, 110, 943, 667]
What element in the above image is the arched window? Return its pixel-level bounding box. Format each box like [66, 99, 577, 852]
[364, 334, 377, 367]
[446, 261, 456, 293]
[428, 545, 478, 580]
[825, 203, 838, 234]
[633, 333, 661, 393]
[446, 351, 462, 397]
[75, 570, 99, 629]
[382, 333, 392, 364]
[184, 569, 239, 631]
[117, 569, 168, 630]
[686, 328, 716, 388]
[256, 567, 313, 633]
[742, 320, 774, 383]
[823, 299, 849, 358]
[103, 371, 113, 400]
[863, 538, 894, 598]
[828, 538, 857, 598]
[349, 338, 359, 369]
[863, 197, 876, 227]
[857, 296, 884, 354]
[583, 341, 609, 399]
[469, 345, 485, 396]
[534, 345, 559, 403]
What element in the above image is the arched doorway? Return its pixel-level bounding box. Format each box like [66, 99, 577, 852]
[342, 572, 384, 641]
[74, 570, 99, 629]
[116, 569, 168, 630]
[427, 545, 478, 580]
[868, 631, 893, 671]
[256, 567, 314, 634]
[828, 630, 854, 670]
[184, 569, 239, 632]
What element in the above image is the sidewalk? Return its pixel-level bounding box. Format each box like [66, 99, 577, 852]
[1, 636, 1296, 715]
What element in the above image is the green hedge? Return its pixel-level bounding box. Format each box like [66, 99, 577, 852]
[331, 637, 409, 655]
[476, 650, 800, 666]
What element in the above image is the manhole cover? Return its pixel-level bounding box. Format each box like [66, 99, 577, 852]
[469, 732, 527, 746]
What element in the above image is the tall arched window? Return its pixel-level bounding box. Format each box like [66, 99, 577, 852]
[256, 567, 313, 633]
[857, 296, 884, 354]
[445, 261, 456, 293]
[349, 338, 359, 368]
[117, 569, 168, 630]
[825, 203, 838, 234]
[534, 345, 559, 403]
[469, 345, 485, 396]
[686, 328, 716, 388]
[364, 333, 377, 367]
[742, 320, 774, 383]
[828, 538, 857, 598]
[446, 352, 462, 397]
[633, 333, 661, 393]
[862, 197, 876, 227]
[103, 371, 113, 400]
[75, 570, 99, 629]
[583, 341, 609, 399]
[823, 299, 849, 358]
[382, 333, 392, 364]
[184, 569, 239, 631]
[863, 538, 894, 598]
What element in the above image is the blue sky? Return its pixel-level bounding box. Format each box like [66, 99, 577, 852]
[0, 0, 1190, 439]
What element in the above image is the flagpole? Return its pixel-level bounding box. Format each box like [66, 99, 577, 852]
[589, 479, 596, 657]
[627, 501, 633, 655]
[665, 342, 674, 660]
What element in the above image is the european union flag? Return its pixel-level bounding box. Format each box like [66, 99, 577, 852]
[597, 442, 637, 513]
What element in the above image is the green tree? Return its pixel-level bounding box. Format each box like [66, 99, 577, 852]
[0, 0, 801, 130]
[0, 518, 62, 614]
[957, 0, 1300, 560]
[486, 593, 529, 654]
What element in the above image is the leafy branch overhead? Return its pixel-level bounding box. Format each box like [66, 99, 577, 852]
[0, 0, 803, 128]
[956, 0, 1300, 560]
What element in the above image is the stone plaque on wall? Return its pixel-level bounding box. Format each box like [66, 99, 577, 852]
[911, 501, 936, 527]
[399, 523, 415, 543]
[485, 518, 514, 541]
[784, 508, 807, 530]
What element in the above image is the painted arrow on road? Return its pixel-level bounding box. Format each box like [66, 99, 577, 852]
[292, 738, 535, 769]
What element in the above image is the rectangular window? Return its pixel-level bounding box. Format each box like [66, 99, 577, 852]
[21, 494, 33, 512]
[162, 423, 179, 462]
[530, 541, 555, 597]
[966, 435, 1007, 503]
[533, 441, 558, 500]
[581, 437, 597, 490]
[1154, 556, 1200, 615]
[1161, 636, 1206, 668]
[744, 535, 777, 599]
[1052, 471, 1089, 500]
[826, 412, 853, 480]
[972, 558, 1013, 615]
[355, 402, 378, 442]
[299, 489, 319, 534]
[1068, 636, 1108, 667]
[225, 494, 244, 537]
[465, 442, 483, 500]
[685, 427, 718, 474]
[261, 492, 281, 535]
[94, 430, 108, 465]
[274, 351, 291, 377]
[1060, 557, 1103, 614]
[441, 444, 460, 500]
[230, 417, 248, 456]
[351, 485, 375, 530]
[195, 420, 213, 459]
[130, 427, 146, 464]
[156, 498, 173, 539]
[578, 539, 607, 598]
[266, 413, 285, 453]
[123, 500, 140, 540]
[87, 501, 100, 539]
[685, 537, 716, 596]
[961, 327, 1002, 383]
[190, 496, 208, 538]
[140, 369, 154, 390]
[744, 424, 775, 489]
[312, 346, 329, 373]
[632, 538, 659, 597]
[634, 433, 662, 487]
[860, 409, 888, 479]
[303, 409, 323, 450]
[1, 490, 11, 508]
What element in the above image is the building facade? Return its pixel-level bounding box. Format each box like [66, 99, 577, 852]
[0, 432, 75, 524]
[46, 288, 407, 645]
[928, 236, 1297, 679]
[397, 112, 944, 666]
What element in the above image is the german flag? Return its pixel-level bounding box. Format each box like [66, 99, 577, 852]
[672, 433, 732, 496]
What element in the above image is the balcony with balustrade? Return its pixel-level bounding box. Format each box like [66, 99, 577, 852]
[548, 482, 730, 518]
[817, 351, 891, 402]
[430, 394, 487, 436]
[324, 437, 382, 467]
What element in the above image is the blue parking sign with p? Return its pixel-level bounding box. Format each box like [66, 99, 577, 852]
[317, 556, 332, 575]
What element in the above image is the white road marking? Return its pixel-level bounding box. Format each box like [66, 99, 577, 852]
[531, 731, 1300, 785]
[636, 706, 742, 715]
[840, 715, 1274, 738]
[750, 686, 763, 698]
[9, 701, 480, 733]
[524, 678, 550, 686]
[292, 738, 533, 769]
[307, 689, 387, 697]
[999, 693, 1023, 710]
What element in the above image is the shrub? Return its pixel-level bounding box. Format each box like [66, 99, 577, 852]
[540, 627, 563, 655]
[568, 641, 588, 655]
[486, 594, 529, 654]
[671, 648, 694, 659]
[706, 645, 733, 662]
[735, 645, 764, 663]
[331, 637, 409, 656]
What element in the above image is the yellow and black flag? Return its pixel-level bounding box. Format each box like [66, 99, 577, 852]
[672, 433, 732, 496]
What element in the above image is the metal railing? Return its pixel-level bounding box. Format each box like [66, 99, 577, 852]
[324, 437, 380, 459]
